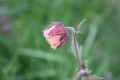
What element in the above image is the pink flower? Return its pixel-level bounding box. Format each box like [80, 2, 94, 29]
[43, 22, 69, 49]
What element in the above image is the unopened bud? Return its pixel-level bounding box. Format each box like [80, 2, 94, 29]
[43, 22, 69, 49]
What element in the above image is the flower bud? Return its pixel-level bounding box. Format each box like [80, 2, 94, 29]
[43, 22, 69, 49]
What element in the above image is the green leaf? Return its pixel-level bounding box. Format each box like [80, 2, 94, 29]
[83, 60, 89, 68]
[68, 36, 83, 60]
[19, 48, 66, 64]
[76, 19, 86, 32]
[25, 69, 57, 77]
[68, 35, 76, 58]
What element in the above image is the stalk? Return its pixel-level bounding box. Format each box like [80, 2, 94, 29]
[65, 27, 83, 67]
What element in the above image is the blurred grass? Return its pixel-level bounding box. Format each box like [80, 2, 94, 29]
[0, 0, 120, 80]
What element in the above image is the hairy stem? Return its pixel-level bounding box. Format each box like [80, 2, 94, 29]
[65, 27, 82, 67]
[73, 68, 88, 80]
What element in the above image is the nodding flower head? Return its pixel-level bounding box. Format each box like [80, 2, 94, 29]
[43, 22, 69, 49]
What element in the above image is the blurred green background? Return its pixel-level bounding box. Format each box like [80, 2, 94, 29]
[0, 0, 120, 80]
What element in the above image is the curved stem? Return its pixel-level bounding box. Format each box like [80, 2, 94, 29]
[73, 68, 88, 80]
[65, 27, 82, 67]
